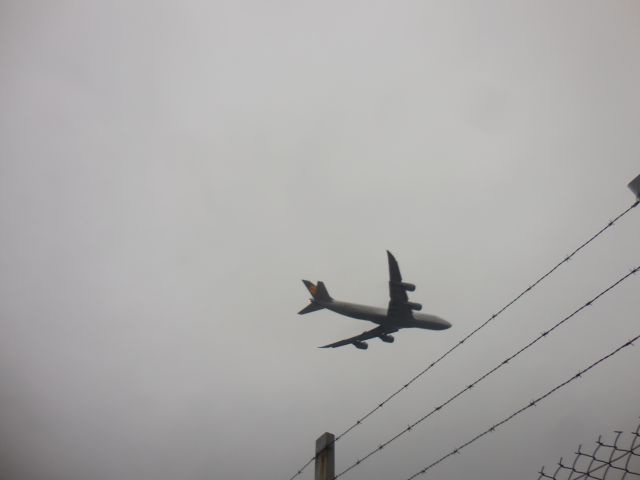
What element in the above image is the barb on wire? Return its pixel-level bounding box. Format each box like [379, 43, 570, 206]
[286, 200, 638, 480]
[402, 333, 640, 480]
[538, 420, 640, 479]
[334, 265, 640, 479]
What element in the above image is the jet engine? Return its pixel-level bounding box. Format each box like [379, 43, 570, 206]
[354, 341, 369, 350]
[379, 334, 395, 343]
[406, 301, 422, 311]
[392, 281, 416, 292]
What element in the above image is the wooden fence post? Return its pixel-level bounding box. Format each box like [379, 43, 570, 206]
[315, 432, 335, 480]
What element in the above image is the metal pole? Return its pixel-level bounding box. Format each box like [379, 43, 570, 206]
[315, 432, 335, 480]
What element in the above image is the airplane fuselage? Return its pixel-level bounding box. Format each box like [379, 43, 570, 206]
[319, 299, 451, 330]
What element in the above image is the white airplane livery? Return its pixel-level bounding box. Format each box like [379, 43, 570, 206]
[299, 251, 451, 349]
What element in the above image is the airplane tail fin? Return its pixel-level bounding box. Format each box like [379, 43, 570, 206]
[299, 280, 333, 315]
[302, 280, 332, 301]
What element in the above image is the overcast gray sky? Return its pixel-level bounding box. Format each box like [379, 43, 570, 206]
[1, 2, 639, 480]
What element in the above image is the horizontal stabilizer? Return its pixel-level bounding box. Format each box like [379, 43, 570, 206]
[298, 302, 324, 315]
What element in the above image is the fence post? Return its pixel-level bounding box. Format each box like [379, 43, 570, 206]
[315, 432, 335, 480]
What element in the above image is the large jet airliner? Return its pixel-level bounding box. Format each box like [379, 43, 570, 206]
[299, 251, 451, 349]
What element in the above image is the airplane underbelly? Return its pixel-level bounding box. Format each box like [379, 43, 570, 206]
[412, 313, 451, 330]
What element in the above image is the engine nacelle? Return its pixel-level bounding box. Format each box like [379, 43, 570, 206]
[391, 281, 416, 292]
[406, 301, 422, 311]
[379, 334, 395, 343]
[354, 341, 369, 350]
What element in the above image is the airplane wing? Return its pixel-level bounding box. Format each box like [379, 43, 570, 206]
[387, 250, 418, 319]
[320, 325, 398, 349]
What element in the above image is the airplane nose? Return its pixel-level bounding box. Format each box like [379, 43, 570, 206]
[438, 317, 452, 329]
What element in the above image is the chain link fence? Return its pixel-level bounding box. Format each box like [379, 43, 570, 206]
[539, 420, 640, 479]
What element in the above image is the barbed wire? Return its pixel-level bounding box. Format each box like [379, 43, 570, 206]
[539, 421, 640, 480]
[402, 333, 640, 480]
[334, 265, 639, 478]
[287, 200, 638, 480]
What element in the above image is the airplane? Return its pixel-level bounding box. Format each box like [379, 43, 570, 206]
[299, 251, 451, 349]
